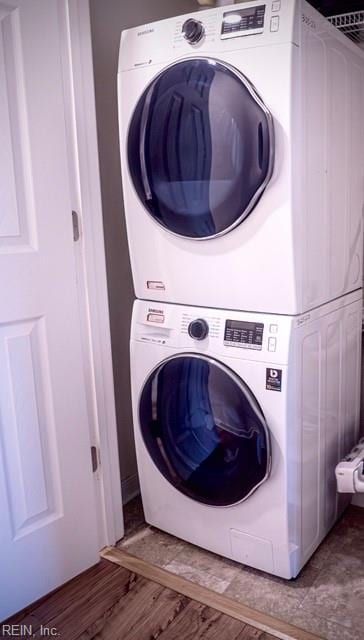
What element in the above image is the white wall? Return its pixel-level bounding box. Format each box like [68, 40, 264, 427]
[89, 0, 197, 503]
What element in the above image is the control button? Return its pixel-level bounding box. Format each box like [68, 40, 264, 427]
[268, 337, 277, 352]
[269, 324, 278, 334]
[147, 313, 164, 323]
[182, 18, 205, 44]
[188, 318, 209, 340]
[272, 0, 281, 11]
[270, 15, 280, 31]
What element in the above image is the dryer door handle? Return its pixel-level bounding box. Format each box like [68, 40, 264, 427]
[139, 83, 154, 202]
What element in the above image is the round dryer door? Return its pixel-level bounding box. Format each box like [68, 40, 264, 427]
[139, 354, 271, 506]
[128, 58, 274, 240]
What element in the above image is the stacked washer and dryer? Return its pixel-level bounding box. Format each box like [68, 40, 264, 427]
[118, 0, 364, 578]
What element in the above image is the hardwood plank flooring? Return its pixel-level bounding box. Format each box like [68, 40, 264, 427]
[7, 561, 122, 628]
[154, 599, 264, 640]
[101, 547, 322, 640]
[1, 558, 282, 640]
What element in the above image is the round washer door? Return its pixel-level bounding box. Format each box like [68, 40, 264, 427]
[139, 354, 271, 506]
[128, 58, 274, 240]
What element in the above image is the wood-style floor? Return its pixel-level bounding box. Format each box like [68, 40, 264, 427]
[3, 559, 277, 639]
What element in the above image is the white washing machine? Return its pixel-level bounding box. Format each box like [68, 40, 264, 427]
[118, 0, 364, 314]
[130, 291, 362, 578]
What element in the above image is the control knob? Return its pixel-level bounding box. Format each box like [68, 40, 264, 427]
[188, 318, 209, 340]
[182, 18, 205, 44]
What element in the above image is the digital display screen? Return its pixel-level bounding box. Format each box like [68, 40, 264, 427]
[224, 320, 264, 350]
[221, 5, 265, 36]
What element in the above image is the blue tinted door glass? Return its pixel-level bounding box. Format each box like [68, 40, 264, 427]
[139, 355, 270, 506]
[128, 58, 273, 239]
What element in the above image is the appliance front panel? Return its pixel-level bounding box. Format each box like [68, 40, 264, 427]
[119, 44, 296, 313]
[119, 1, 364, 315]
[129, 324, 293, 575]
[129, 294, 362, 577]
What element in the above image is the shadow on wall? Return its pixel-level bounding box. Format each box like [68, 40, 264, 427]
[89, 0, 197, 499]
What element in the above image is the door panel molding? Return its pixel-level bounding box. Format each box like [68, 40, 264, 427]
[0, 317, 63, 540]
[0, 6, 37, 251]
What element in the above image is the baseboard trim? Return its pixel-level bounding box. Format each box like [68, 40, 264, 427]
[100, 547, 321, 640]
[121, 474, 140, 505]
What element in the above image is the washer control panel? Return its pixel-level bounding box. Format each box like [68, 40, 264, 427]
[224, 320, 264, 350]
[132, 302, 290, 364]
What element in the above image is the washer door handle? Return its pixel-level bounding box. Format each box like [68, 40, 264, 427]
[258, 120, 270, 173]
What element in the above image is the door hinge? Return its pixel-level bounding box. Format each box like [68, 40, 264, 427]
[72, 210, 80, 241]
[91, 446, 99, 473]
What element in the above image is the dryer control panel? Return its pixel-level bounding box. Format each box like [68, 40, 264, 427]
[119, 1, 297, 73]
[221, 4, 266, 39]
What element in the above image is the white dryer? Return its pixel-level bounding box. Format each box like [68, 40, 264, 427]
[130, 291, 362, 578]
[118, 0, 364, 314]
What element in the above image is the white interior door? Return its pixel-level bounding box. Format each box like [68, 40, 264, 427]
[0, 0, 100, 619]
